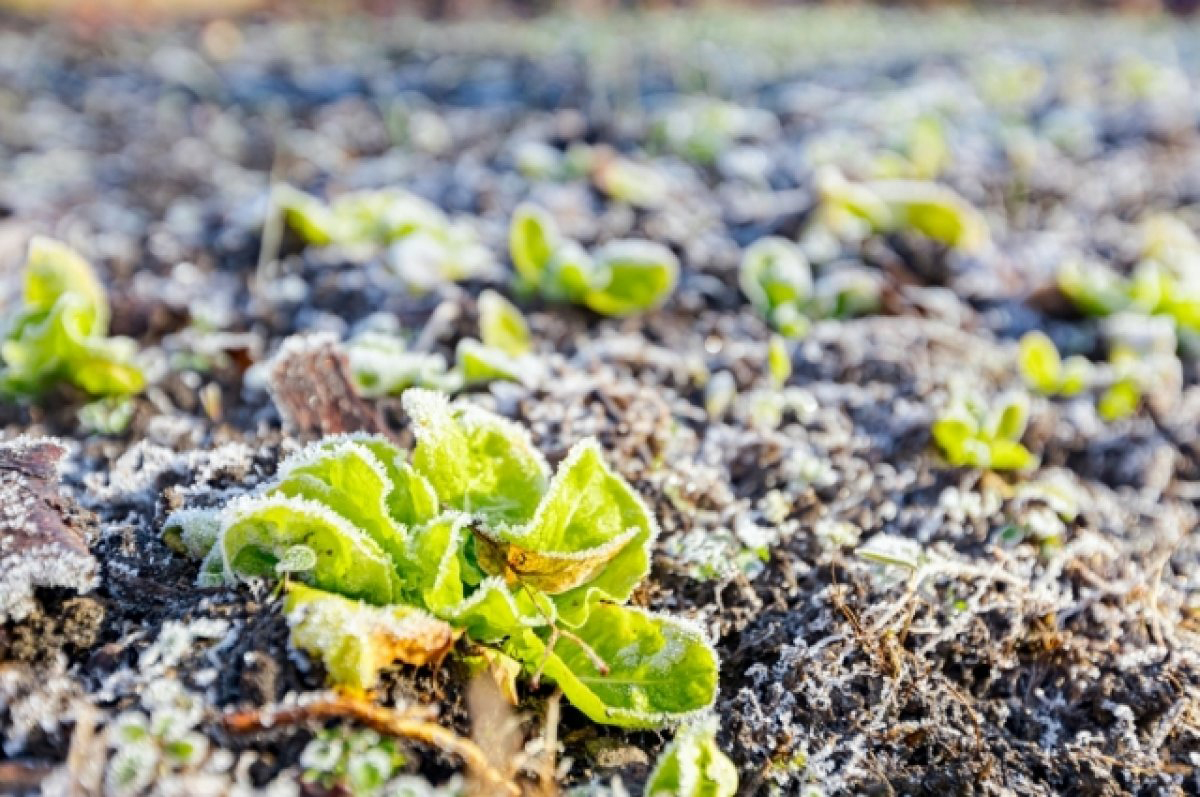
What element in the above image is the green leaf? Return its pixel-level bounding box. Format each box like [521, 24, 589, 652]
[810, 268, 882, 319]
[584, 240, 679, 317]
[931, 407, 977, 462]
[1099, 378, 1141, 421]
[767, 335, 791, 389]
[284, 583, 457, 691]
[984, 391, 1029, 442]
[509, 604, 718, 729]
[219, 494, 398, 605]
[350, 435, 441, 528]
[23, 236, 109, 333]
[443, 576, 551, 643]
[1057, 260, 1130, 317]
[739, 237, 811, 318]
[269, 440, 409, 568]
[510, 203, 561, 286]
[544, 241, 598, 302]
[478, 290, 532, 357]
[495, 439, 656, 626]
[985, 438, 1038, 471]
[405, 389, 549, 524]
[344, 332, 453, 397]
[162, 507, 222, 560]
[1058, 356, 1091, 397]
[400, 512, 469, 614]
[1017, 331, 1063, 395]
[456, 338, 526, 387]
[645, 718, 739, 797]
[275, 185, 340, 246]
[871, 180, 990, 252]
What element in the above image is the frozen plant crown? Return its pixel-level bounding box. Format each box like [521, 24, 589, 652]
[164, 389, 719, 728]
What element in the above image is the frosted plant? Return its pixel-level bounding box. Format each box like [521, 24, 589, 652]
[0, 237, 144, 399]
[164, 390, 719, 728]
[509, 204, 678, 318]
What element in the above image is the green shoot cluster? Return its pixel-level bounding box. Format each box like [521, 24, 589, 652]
[509, 203, 679, 317]
[1, 237, 144, 399]
[164, 390, 718, 728]
[816, 167, 989, 252]
[931, 391, 1036, 471]
[644, 717, 738, 797]
[740, 236, 882, 337]
[346, 290, 540, 396]
[1058, 215, 1200, 341]
[276, 185, 492, 285]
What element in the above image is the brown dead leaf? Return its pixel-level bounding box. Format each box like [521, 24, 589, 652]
[0, 437, 98, 622]
[266, 334, 391, 438]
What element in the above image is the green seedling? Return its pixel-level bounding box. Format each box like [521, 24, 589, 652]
[1, 237, 145, 400]
[509, 203, 678, 317]
[816, 167, 989, 252]
[931, 391, 1037, 471]
[1016, 331, 1090, 397]
[644, 716, 738, 797]
[739, 236, 882, 337]
[1097, 346, 1143, 422]
[650, 98, 779, 165]
[164, 393, 719, 728]
[300, 726, 408, 797]
[345, 290, 539, 396]
[275, 185, 492, 286]
[872, 115, 950, 181]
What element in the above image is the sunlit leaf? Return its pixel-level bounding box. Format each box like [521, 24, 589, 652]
[508, 604, 718, 729]
[345, 332, 455, 397]
[456, 338, 527, 387]
[584, 240, 679, 317]
[1098, 378, 1141, 422]
[510, 203, 561, 286]
[219, 494, 398, 605]
[767, 335, 791, 389]
[478, 290, 532, 357]
[1017, 331, 1063, 395]
[739, 237, 811, 322]
[23, 236, 108, 334]
[405, 389, 549, 524]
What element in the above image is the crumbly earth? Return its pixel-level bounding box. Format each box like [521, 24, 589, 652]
[2, 7, 1200, 797]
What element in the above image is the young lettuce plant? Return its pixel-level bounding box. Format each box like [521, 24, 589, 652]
[739, 236, 882, 337]
[164, 391, 718, 728]
[931, 391, 1037, 471]
[815, 167, 989, 252]
[509, 203, 678, 317]
[275, 185, 493, 286]
[1, 237, 145, 399]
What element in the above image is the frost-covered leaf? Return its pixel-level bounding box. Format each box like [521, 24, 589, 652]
[405, 389, 549, 524]
[478, 290, 531, 357]
[509, 202, 561, 285]
[545, 240, 598, 302]
[442, 575, 550, 642]
[856, 533, 925, 571]
[345, 332, 453, 397]
[645, 717, 739, 797]
[162, 507, 222, 560]
[270, 439, 409, 566]
[219, 493, 398, 604]
[285, 583, 457, 691]
[871, 179, 990, 252]
[456, 339, 526, 387]
[739, 237, 811, 320]
[473, 439, 655, 626]
[352, 435, 440, 528]
[509, 604, 718, 729]
[0, 436, 98, 621]
[584, 240, 679, 317]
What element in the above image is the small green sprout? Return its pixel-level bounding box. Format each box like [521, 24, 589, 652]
[1, 237, 145, 400]
[509, 203, 678, 317]
[872, 115, 950, 180]
[344, 290, 539, 396]
[931, 391, 1037, 471]
[165, 394, 718, 728]
[301, 726, 408, 797]
[77, 395, 137, 435]
[1097, 346, 1143, 422]
[1016, 331, 1090, 397]
[739, 236, 882, 336]
[644, 717, 738, 797]
[592, 155, 670, 209]
[651, 98, 779, 165]
[275, 185, 493, 286]
[816, 167, 989, 252]
[767, 335, 791, 389]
